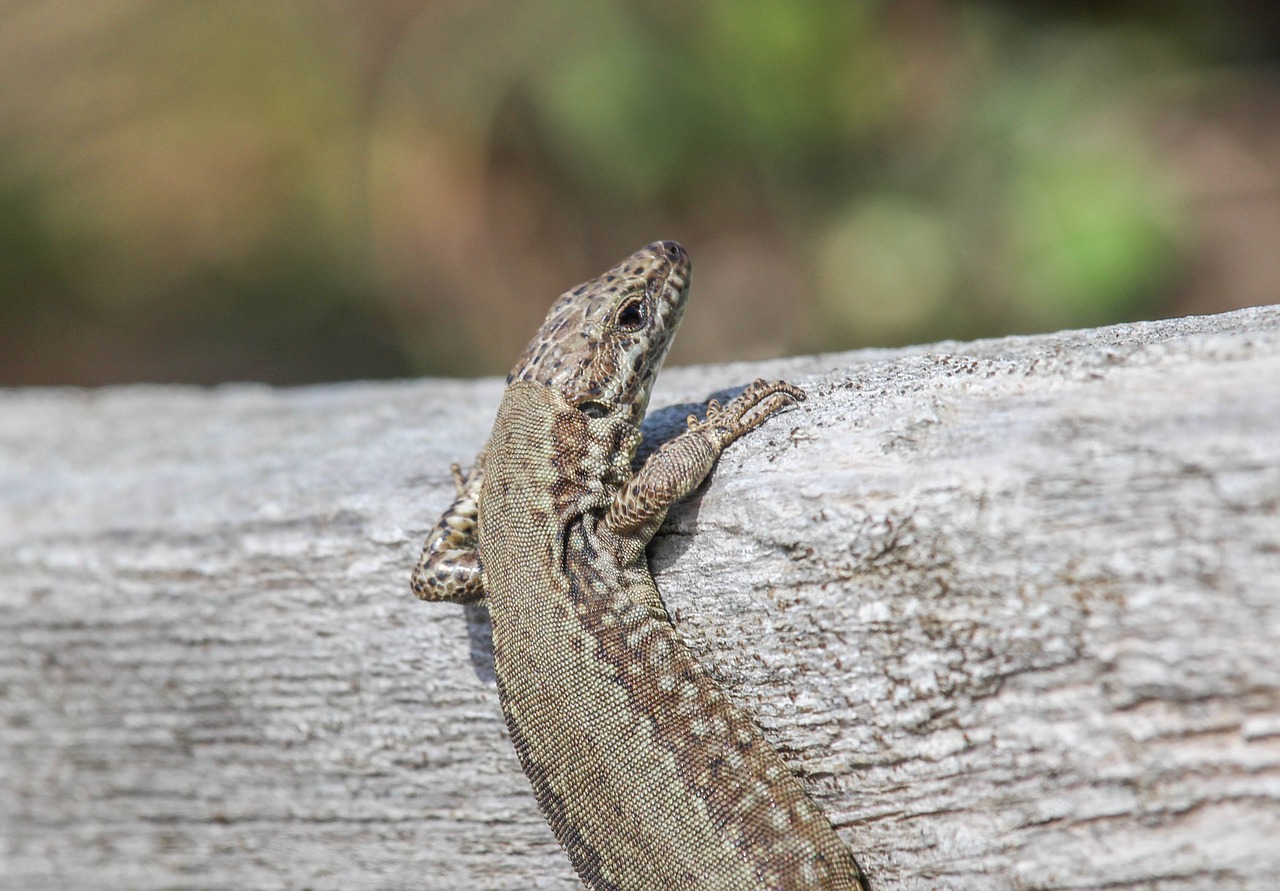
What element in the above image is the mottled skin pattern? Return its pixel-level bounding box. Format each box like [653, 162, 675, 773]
[412, 242, 868, 890]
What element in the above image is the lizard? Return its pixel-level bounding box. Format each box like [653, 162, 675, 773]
[411, 241, 869, 890]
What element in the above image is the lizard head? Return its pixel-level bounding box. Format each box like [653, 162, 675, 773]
[508, 240, 691, 426]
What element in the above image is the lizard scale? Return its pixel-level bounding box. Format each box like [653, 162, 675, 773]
[413, 241, 868, 890]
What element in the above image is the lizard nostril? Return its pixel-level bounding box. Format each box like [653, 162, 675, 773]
[660, 241, 684, 262]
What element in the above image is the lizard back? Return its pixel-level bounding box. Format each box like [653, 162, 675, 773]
[479, 382, 866, 890]
[418, 242, 868, 889]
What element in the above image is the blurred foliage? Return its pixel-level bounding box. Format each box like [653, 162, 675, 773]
[1, 0, 1278, 385]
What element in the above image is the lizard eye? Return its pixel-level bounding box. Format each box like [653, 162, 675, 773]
[615, 296, 647, 331]
[578, 401, 610, 419]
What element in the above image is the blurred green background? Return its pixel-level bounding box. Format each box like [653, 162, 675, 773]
[2, 1, 1278, 386]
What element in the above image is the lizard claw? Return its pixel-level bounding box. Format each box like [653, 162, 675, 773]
[696, 379, 806, 448]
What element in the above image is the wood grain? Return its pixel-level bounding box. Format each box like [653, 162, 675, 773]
[2, 306, 1278, 890]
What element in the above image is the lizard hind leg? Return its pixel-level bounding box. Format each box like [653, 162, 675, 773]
[411, 464, 487, 603]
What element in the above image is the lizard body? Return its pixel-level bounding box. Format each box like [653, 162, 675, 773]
[413, 241, 868, 890]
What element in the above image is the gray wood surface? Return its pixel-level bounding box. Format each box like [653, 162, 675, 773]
[3, 305, 1278, 890]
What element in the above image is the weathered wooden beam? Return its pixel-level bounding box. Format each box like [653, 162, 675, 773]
[3, 305, 1278, 889]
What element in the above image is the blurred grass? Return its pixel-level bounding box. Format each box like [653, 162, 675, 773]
[1, 0, 1278, 385]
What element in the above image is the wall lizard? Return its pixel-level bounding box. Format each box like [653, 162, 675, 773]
[412, 241, 868, 890]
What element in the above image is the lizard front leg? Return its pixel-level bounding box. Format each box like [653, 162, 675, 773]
[603, 379, 805, 539]
[410, 453, 487, 603]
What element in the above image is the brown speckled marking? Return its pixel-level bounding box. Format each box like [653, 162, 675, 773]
[412, 242, 868, 889]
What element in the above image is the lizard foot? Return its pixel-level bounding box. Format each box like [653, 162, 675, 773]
[686, 378, 806, 449]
